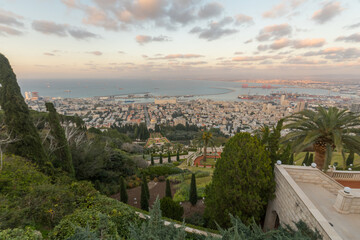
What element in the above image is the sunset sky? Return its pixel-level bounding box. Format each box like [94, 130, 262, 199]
[1, 0, 360, 80]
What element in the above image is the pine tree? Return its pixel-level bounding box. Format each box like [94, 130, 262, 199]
[142, 175, 150, 200]
[346, 151, 354, 167]
[302, 152, 309, 166]
[308, 153, 314, 165]
[189, 173, 197, 206]
[140, 182, 149, 211]
[289, 153, 294, 165]
[120, 176, 128, 204]
[0, 54, 47, 166]
[204, 133, 275, 228]
[159, 153, 163, 164]
[46, 102, 74, 176]
[165, 179, 172, 198]
[151, 154, 154, 165]
[176, 151, 180, 161]
[168, 151, 171, 163]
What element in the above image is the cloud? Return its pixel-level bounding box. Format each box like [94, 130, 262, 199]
[68, 28, 99, 39]
[32, 20, 68, 36]
[87, 51, 103, 56]
[32, 20, 99, 40]
[293, 38, 326, 48]
[118, 51, 125, 54]
[232, 56, 271, 62]
[244, 39, 252, 44]
[304, 47, 360, 61]
[0, 25, 22, 36]
[257, 45, 269, 51]
[183, 61, 207, 65]
[257, 23, 292, 41]
[235, 14, 254, 26]
[61, 0, 232, 31]
[285, 56, 327, 64]
[234, 51, 243, 55]
[44, 52, 55, 56]
[262, 0, 307, 18]
[344, 22, 360, 29]
[198, 2, 223, 19]
[149, 53, 204, 60]
[0, 8, 24, 27]
[312, 2, 343, 24]
[136, 35, 171, 45]
[336, 33, 360, 42]
[189, 17, 238, 41]
[270, 38, 290, 50]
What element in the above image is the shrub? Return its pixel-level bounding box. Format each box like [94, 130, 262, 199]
[141, 165, 183, 178]
[160, 197, 184, 221]
[0, 227, 43, 240]
[189, 173, 198, 206]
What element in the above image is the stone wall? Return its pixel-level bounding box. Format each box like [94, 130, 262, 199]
[264, 165, 342, 240]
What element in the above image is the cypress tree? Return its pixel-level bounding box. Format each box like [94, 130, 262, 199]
[289, 153, 294, 165]
[141, 182, 149, 211]
[0, 53, 47, 166]
[46, 102, 74, 176]
[302, 152, 309, 166]
[142, 175, 150, 200]
[346, 151, 354, 167]
[159, 153, 163, 164]
[168, 151, 171, 163]
[120, 176, 128, 204]
[308, 153, 314, 165]
[165, 179, 172, 198]
[189, 173, 197, 206]
[176, 151, 180, 161]
[151, 154, 154, 165]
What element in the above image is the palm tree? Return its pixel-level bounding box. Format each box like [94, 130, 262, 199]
[282, 106, 360, 170]
[195, 131, 214, 163]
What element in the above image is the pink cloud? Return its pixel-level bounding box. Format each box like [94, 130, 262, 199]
[270, 38, 290, 50]
[293, 38, 326, 48]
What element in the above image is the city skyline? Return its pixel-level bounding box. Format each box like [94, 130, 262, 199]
[1, 0, 360, 80]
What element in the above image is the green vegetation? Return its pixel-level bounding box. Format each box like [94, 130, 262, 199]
[120, 176, 128, 204]
[294, 151, 360, 168]
[165, 179, 172, 198]
[0, 53, 47, 167]
[346, 150, 354, 167]
[141, 180, 149, 211]
[160, 197, 184, 221]
[45, 102, 74, 176]
[205, 133, 275, 228]
[195, 131, 214, 163]
[189, 173, 198, 206]
[283, 106, 360, 170]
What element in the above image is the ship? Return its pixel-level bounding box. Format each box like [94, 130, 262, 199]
[238, 95, 253, 100]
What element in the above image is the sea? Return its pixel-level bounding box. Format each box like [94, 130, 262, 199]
[18, 79, 343, 103]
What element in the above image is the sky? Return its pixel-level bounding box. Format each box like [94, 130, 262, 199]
[1, 0, 360, 81]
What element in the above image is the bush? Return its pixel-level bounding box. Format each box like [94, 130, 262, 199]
[160, 197, 184, 221]
[185, 213, 205, 227]
[50, 194, 139, 239]
[0, 227, 43, 240]
[49, 209, 119, 240]
[141, 165, 183, 178]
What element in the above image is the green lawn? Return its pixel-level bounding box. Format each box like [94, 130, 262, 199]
[294, 152, 360, 168]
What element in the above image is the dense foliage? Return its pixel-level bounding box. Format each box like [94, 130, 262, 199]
[45, 102, 74, 176]
[205, 133, 275, 228]
[160, 197, 184, 221]
[0, 53, 47, 166]
[189, 173, 198, 206]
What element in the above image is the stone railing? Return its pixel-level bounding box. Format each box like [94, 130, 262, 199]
[328, 170, 360, 181]
[186, 151, 202, 166]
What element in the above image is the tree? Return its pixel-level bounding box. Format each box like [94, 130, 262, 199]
[167, 151, 171, 163]
[165, 179, 172, 198]
[189, 173, 197, 206]
[151, 154, 154, 165]
[159, 153, 163, 164]
[45, 102, 74, 176]
[0, 124, 19, 171]
[282, 107, 360, 170]
[195, 131, 214, 162]
[140, 182, 149, 211]
[289, 153, 294, 165]
[120, 177, 128, 204]
[142, 175, 150, 200]
[302, 152, 309, 166]
[346, 150, 354, 167]
[204, 133, 275, 228]
[160, 197, 184, 221]
[308, 153, 314, 165]
[0, 53, 47, 166]
[176, 151, 180, 162]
